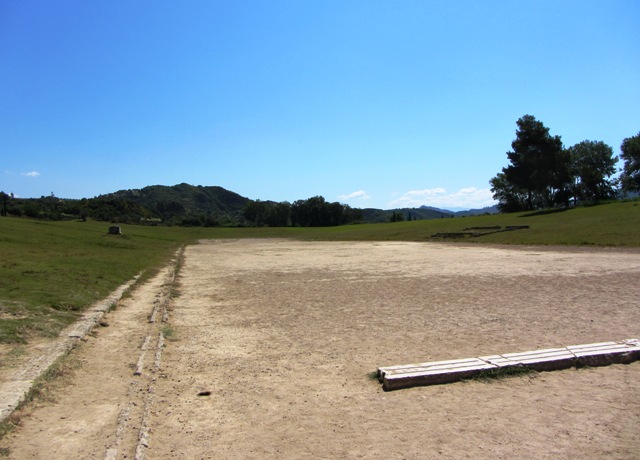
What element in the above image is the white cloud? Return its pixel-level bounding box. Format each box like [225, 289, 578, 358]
[388, 187, 496, 210]
[338, 190, 370, 201]
[21, 171, 41, 178]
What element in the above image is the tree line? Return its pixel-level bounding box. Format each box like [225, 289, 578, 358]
[0, 194, 159, 223]
[0, 192, 363, 228]
[491, 115, 640, 212]
[243, 196, 362, 227]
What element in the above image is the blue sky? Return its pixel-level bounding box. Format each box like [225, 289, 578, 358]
[1, 1, 638, 210]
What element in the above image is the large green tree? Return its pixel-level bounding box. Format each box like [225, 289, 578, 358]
[498, 115, 570, 210]
[567, 140, 617, 203]
[242, 199, 270, 226]
[619, 132, 640, 193]
[0, 191, 9, 216]
[243, 200, 291, 227]
[290, 196, 360, 227]
[489, 172, 528, 213]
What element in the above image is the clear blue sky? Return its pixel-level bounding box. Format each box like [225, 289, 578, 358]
[1, 1, 638, 210]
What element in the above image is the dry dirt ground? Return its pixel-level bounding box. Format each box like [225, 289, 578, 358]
[1, 239, 639, 459]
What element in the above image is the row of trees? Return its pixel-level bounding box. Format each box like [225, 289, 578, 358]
[0, 183, 253, 226]
[490, 115, 639, 212]
[0, 192, 362, 228]
[0, 194, 158, 223]
[243, 196, 362, 227]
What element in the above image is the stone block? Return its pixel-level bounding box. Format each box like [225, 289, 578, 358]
[380, 358, 496, 390]
[501, 348, 576, 371]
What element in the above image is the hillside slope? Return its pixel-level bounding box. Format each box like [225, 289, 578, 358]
[101, 183, 250, 222]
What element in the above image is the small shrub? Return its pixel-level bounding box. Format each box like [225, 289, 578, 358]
[162, 325, 177, 341]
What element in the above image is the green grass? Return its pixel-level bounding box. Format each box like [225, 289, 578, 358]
[0, 353, 82, 446]
[0, 200, 638, 344]
[0, 219, 205, 343]
[313, 200, 640, 245]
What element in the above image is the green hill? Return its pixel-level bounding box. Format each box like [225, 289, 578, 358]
[0, 184, 251, 226]
[102, 183, 250, 224]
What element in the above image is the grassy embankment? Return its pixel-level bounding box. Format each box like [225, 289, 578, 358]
[0, 200, 638, 344]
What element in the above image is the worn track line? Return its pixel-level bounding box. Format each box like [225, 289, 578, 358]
[0, 274, 141, 424]
[105, 247, 182, 460]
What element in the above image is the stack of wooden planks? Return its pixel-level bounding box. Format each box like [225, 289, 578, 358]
[378, 339, 640, 391]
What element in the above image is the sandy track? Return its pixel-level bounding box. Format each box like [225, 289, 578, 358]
[2, 240, 639, 459]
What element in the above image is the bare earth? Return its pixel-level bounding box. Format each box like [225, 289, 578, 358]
[2, 239, 639, 459]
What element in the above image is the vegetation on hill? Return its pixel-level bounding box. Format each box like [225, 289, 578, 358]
[242, 196, 362, 227]
[102, 183, 249, 226]
[0, 186, 497, 228]
[0, 184, 250, 226]
[0, 185, 366, 227]
[490, 116, 638, 212]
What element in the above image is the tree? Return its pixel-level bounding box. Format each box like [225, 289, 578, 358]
[291, 196, 326, 226]
[0, 191, 9, 216]
[266, 202, 291, 227]
[290, 196, 360, 227]
[490, 172, 528, 213]
[243, 199, 270, 226]
[502, 115, 569, 210]
[566, 140, 617, 203]
[619, 132, 640, 193]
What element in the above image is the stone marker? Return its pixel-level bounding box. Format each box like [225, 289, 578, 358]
[568, 340, 640, 366]
[108, 226, 122, 235]
[381, 358, 497, 391]
[500, 347, 577, 372]
[378, 338, 640, 391]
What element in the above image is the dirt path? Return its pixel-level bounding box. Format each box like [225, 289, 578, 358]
[2, 240, 639, 459]
[0, 253, 178, 459]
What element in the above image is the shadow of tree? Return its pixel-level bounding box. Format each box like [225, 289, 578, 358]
[519, 207, 571, 218]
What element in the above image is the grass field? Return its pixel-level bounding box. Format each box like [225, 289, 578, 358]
[0, 200, 638, 344]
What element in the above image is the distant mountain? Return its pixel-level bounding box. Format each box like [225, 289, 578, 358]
[418, 205, 456, 216]
[418, 204, 498, 216]
[361, 206, 453, 223]
[452, 205, 499, 216]
[360, 205, 498, 223]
